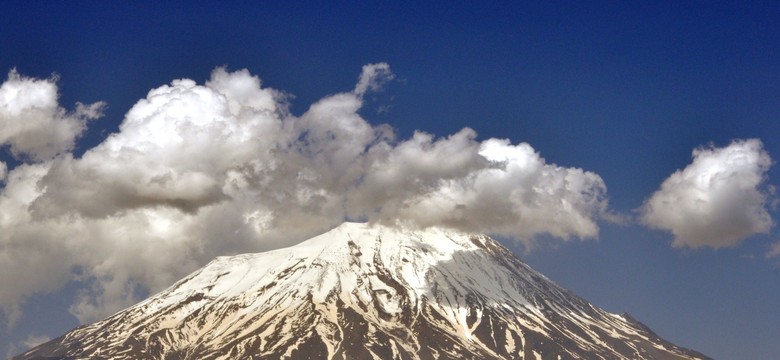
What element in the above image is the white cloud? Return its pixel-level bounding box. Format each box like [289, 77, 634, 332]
[0, 161, 6, 181]
[640, 139, 773, 249]
[0, 163, 73, 326]
[354, 135, 608, 243]
[0, 69, 105, 161]
[0, 64, 610, 326]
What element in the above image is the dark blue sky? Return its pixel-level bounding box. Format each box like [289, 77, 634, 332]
[1, 2, 779, 359]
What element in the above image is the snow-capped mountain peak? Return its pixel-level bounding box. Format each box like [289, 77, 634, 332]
[17, 222, 710, 359]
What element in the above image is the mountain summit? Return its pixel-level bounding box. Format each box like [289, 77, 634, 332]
[17, 222, 709, 359]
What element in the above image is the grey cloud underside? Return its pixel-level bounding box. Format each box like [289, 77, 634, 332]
[0, 65, 610, 325]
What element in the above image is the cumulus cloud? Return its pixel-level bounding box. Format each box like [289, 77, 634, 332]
[355, 135, 608, 241]
[0, 161, 6, 181]
[0, 69, 105, 161]
[0, 64, 610, 326]
[640, 139, 773, 249]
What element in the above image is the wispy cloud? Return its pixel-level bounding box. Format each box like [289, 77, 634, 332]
[22, 334, 49, 350]
[767, 241, 780, 259]
[3, 334, 50, 360]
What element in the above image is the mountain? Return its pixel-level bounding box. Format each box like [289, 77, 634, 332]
[16, 222, 710, 359]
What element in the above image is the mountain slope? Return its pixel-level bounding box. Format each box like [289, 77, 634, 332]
[16, 222, 710, 359]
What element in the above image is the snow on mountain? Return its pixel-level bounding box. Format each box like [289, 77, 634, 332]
[16, 222, 710, 359]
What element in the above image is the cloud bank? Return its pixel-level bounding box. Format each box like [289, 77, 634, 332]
[0, 64, 610, 325]
[640, 139, 773, 249]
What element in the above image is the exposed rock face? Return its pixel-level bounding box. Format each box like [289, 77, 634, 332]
[16, 222, 709, 359]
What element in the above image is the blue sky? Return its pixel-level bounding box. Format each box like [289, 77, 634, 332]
[1, 2, 779, 359]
